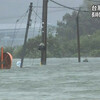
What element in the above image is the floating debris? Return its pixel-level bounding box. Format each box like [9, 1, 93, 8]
[83, 58, 88, 62]
[16, 61, 21, 67]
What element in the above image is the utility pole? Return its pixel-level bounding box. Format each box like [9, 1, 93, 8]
[20, 2, 33, 68]
[76, 8, 81, 62]
[41, 0, 48, 65]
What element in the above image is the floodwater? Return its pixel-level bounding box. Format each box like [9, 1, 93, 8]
[0, 58, 100, 100]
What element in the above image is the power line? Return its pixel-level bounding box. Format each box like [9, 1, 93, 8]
[33, 8, 68, 15]
[50, 0, 89, 12]
[11, 10, 28, 47]
[33, 0, 39, 36]
[50, 0, 78, 11]
[33, 6, 64, 8]
[10, 21, 17, 47]
[32, 9, 42, 20]
[33, 6, 80, 9]
[31, 0, 39, 66]
[49, 9, 69, 13]
[88, 0, 100, 2]
[0, 10, 28, 21]
[0, 16, 22, 20]
[16, 10, 28, 22]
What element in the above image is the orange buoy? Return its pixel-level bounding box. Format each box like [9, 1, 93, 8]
[0, 52, 13, 69]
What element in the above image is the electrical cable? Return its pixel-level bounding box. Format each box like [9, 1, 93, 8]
[33, 0, 39, 37]
[11, 10, 28, 49]
[10, 21, 17, 47]
[0, 9, 28, 21]
[50, 0, 78, 11]
[48, 9, 68, 13]
[32, 0, 40, 65]
[16, 10, 28, 22]
[50, 0, 89, 12]
[88, 0, 100, 2]
[32, 9, 42, 20]
[33, 6, 80, 9]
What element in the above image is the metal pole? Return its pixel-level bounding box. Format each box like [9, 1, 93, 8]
[20, 2, 33, 68]
[41, 0, 48, 65]
[1, 47, 3, 69]
[76, 8, 81, 62]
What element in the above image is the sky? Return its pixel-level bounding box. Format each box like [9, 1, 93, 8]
[0, 0, 83, 28]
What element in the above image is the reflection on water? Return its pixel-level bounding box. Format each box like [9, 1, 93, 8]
[0, 58, 100, 100]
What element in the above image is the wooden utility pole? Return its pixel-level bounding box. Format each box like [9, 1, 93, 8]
[41, 0, 48, 65]
[76, 8, 81, 62]
[20, 2, 33, 68]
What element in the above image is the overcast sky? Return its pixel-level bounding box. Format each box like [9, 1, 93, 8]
[0, 0, 83, 27]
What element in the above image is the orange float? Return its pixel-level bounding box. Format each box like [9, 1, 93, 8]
[0, 51, 13, 69]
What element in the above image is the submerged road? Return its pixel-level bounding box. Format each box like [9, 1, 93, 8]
[0, 58, 100, 100]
